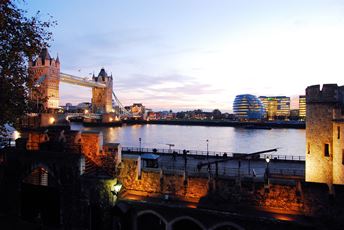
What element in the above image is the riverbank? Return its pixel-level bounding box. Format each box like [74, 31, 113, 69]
[123, 119, 305, 129]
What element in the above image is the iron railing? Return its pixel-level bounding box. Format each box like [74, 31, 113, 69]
[122, 146, 305, 161]
[142, 160, 305, 179]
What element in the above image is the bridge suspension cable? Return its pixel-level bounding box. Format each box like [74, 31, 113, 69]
[112, 91, 132, 116]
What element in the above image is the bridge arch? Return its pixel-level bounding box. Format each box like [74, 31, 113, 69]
[209, 221, 245, 230]
[169, 216, 206, 230]
[137, 210, 167, 230]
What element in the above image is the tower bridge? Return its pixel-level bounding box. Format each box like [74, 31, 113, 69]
[28, 48, 131, 121]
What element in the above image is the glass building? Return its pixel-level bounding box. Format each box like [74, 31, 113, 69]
[258, 96, 290, 120]
[233, 94, 265, 120]
[299, 95, 306, 120]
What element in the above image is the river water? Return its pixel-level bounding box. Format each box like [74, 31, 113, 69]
[70, 123, 306, 156]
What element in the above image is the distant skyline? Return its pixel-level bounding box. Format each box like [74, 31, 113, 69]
[24, 0, 344, 112]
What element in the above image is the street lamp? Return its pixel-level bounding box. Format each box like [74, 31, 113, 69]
[139, 138, 142, 153]
[111, 179, 123, 203]
[112, 183, 123, 196]
[166, 143, 175, 153]
[206, 139, 209, 159]
[264, 156, 270, 190]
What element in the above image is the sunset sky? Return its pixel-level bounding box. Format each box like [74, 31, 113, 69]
[24, 0, 344, 112]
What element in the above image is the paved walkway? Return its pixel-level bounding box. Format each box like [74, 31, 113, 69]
[123, 151, 305, 179]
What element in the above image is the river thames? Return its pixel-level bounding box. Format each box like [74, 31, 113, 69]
[71, 123, 305, 156]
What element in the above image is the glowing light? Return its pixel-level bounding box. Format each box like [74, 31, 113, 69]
[49, 117, 55, 124]
[113, 183, 122, 194]
[266, 158, 270, 163]
[111, 180, 123, 196]
[186, 203, 197, 209]
[12, 130, 21, 140]
[273, 214, 294, 222]
[84, 109, 89, 114]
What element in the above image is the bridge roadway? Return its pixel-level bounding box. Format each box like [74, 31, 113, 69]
[60, 72, 107, 88]
[122, 147, 305, 179]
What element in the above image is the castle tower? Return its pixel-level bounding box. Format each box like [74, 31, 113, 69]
[306, 84, 344, 186]
[91, 68, 113, 113]
[28, 48, 60, 111]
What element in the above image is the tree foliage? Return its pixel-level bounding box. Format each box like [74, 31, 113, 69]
[0, 0, 55, 135]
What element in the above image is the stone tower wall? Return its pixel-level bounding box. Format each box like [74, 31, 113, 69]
[332, 121, 344, 184]
[92, 74, 113, 113]
[305, 102, 334, 184]
[306, 84, 344, 185]
[28, 50, 60, 110]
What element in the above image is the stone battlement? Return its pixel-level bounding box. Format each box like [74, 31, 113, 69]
[306, 84, 344, 104]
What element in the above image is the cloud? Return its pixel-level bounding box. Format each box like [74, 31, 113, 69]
[116, 73, 191, 89]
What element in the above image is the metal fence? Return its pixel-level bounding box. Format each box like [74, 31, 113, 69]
[122, 146, 305, 161]
[269, 168, 305, 177]
[142, 159, 305, 179]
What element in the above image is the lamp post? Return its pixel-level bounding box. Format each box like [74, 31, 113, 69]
[206, 139, 209, 159]
[139, 138, 142, 153]
[265, 157, 270, 175]
[166, 143, 175, 153]
[264, 156, 270, 191]
[111, 179, 123, 204]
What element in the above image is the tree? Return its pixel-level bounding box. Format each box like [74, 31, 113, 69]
[212, 109, 222, 120]
[0, 1, 55, 135]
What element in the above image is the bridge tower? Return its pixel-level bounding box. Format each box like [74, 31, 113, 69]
[92, 68, 113, 113]
[28, 48, 60, 111]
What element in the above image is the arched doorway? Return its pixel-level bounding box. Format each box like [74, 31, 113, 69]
[137, 211, 167, 230]
[171, 216, 205, 230]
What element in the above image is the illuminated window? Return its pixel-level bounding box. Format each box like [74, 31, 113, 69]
[324, 144, 330, 157]
[338, 126, 341, 139]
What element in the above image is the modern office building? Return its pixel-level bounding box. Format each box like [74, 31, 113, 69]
[299, 95, 306, 120]
[258, 96, 290, 120]
[233, 94, 265, 120]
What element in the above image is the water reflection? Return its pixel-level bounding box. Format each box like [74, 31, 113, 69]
[70, 123, 306, 156]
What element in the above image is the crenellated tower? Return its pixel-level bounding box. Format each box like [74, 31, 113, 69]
[91, 68, 113, 113]
[28, 48, 60, 111]
[306, 84, 344, 187]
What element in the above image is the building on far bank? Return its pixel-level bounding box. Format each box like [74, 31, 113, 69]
[289, 109, 300, 120]
[129, 103, 146, 120]
[258, 96, 290, 120]
[299, 95, 306, 120]
[233, 94, 265, 120]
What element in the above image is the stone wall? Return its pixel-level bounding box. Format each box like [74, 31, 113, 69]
[119, 157, 344, 218]
[306, 84, 344, 185]
[332, 122, 344, 184]
[119, 158, 208, 202]
[306, 102, 334, 184]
